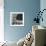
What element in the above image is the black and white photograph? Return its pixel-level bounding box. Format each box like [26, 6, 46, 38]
[10, 12, 24, 26]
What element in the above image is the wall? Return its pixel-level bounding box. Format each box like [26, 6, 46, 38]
[4, 0, 40, 42]
[40, 0, 46, 27]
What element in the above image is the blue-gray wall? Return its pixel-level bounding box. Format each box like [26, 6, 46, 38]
[4, 0, 40, 42]
[40, 0, 46, 27]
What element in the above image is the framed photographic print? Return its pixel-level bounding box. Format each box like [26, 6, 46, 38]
[10, 12, 24, 26]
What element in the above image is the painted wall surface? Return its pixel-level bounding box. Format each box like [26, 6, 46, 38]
[4, 0, 40, 42]
[40, 0, 46, 27]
